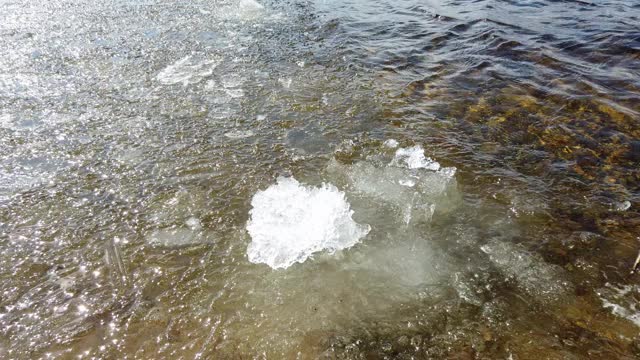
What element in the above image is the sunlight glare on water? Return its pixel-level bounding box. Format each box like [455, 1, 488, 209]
[1, 0, 640, 358]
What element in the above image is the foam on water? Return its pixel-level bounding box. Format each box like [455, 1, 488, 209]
[598, 283, 640, 327]
[224, 129, 254, 139]
[246, 177, 370, 269]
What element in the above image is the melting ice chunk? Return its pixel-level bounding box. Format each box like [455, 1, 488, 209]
[185, 217, 202, 231]
[219, 0, 265, 21]
[246, 177, 370, 269]
[327, 143, 458, 225]
[147, 227, 204, 247]
[481, 239, 574, 303]
[225, 130, 254, 139]
[156, 56, 221, 86]
[383, 139, 399, 148]
[238, 0, 264, 13]
[398, 179, 416, 187]
[393, 145, 440, 170]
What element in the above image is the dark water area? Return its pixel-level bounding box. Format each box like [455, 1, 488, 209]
[1, 0, 639, 358]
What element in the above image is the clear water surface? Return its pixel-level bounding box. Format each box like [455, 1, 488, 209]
[1, 0, 640, 358]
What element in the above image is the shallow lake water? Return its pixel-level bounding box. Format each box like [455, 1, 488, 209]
[1, 0, 639, 358]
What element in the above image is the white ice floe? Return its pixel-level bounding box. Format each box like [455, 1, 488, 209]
[217, 0, 265, 21]
[398, 178, 416, 187]
[392, 145, 440, 170]
[224, 88, 245, 98]
[238, 0, 264, 13]
[156, 56, 221, 86]
[185, 217, 202, 231]
[612, 200, 631, 212]
[278, 77, 292, 88]
[246, 177, 370, 269]
[383, 139, 399, 148]
[0, 112, 12, 129]
[224, 130, 254, 139]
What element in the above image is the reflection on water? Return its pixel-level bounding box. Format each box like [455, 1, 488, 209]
[1, 0, 639, 358]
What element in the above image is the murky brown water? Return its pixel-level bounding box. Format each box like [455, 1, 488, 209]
[1, 0, 639, 358]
